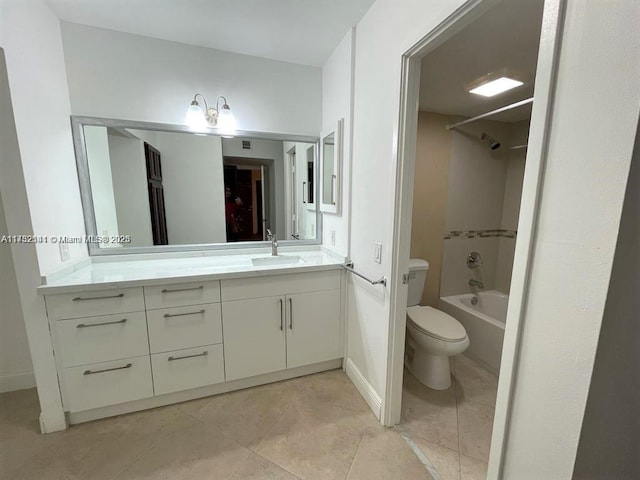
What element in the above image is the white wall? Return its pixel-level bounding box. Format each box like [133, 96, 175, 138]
[572, 115, 640, 480]
[0, 0, 83, 427]
[223, 137, 286, 240]
[321, 29, 354, 256]
[155, 132, 226, 244]
[107, 130, 154, 247]
[84, 126, 120, 244]
[0, 186, 34, 392]
[347, 0, 468, 403]
[494, 1, 640, 477]
[1, 2, 87, 275]
[60, 22, 322, 137]
[339, 0, 640, 478]
[0, 45, 65, 430]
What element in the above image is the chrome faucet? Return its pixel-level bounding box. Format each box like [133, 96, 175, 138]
[469, 279, 484, 289]
[266, 229, 278, 256]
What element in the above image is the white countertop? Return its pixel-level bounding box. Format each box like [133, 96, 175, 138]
[38, 248, 345, 294]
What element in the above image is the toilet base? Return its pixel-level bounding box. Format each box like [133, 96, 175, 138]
[406, 348, 452, 390]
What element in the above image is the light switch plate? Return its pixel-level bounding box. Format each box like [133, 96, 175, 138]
[59, 242, 70, 262]
[374, 242, 382, 264]
[331, 229, 336, 246]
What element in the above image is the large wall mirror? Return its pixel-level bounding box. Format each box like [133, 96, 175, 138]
[71, 116, 321, 255]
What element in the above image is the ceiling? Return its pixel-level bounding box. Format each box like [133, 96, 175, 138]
[419, 0, 544, 122]
[43, 0, 376, 67]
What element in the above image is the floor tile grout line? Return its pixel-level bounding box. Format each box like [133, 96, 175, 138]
[344, 431, 366, 480]
[226, 449, 254, 480]
[250, 396, 294, 454]
[395, 425, 443, 480]
[106, 424, 173, 479]
[252, 451, 304, 480]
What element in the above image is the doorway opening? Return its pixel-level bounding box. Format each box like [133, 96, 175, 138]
[223, 157, 270, 242]
[386, 0, 564, 478]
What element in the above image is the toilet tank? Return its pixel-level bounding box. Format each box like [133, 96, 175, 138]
[407, 259, 429, 306]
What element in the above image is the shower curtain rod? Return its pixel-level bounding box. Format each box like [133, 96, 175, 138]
[446, 97, 533, 130]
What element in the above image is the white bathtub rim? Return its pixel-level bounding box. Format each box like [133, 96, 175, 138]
[440, 290, 507, 330]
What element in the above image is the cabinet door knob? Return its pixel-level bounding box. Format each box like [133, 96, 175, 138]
[279, 298, 284, 331]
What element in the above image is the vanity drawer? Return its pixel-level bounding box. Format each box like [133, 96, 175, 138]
[46, 288, 145, 321]
[55, 312, 149, 367]
[61, 355, 153, 412]
[151, 344, 225, 395]
[221, 270, 341, 301]
[144, 281, 221, 309]
[147, 303, 222, 353]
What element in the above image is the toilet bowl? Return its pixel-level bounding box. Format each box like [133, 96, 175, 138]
[405, 259, 469, 390]
[406, 306, 469, 390]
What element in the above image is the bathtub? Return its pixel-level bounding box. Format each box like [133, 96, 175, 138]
[438, 290, 507, 375]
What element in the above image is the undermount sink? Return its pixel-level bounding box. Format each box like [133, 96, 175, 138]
[251, 255, 304, 266]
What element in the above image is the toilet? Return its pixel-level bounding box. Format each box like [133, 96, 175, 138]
[405, 259, 469, 390]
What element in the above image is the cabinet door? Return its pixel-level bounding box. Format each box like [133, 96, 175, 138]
[286, 289, 341, 369]
[222, 296, 286, 381]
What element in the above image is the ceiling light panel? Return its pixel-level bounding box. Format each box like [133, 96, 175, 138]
[469, 77, 523, 97]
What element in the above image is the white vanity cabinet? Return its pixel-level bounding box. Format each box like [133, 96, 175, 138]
[221, 270, 342, 381]
[43, 266, 343, 424]
[47, 287, 154, 412]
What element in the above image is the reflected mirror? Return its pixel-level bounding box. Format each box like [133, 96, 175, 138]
[322, 132, 335, 206]
[73, 117, 320, 254]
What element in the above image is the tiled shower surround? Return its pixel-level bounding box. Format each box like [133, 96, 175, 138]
[443, 229, 517, 240]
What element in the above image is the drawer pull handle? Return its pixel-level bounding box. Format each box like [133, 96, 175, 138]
[161, 286, 204, 294]
[279, 298, 284, 331]
[289, 298, 293, 330]
[163, 309, 206, 319]
[168, 351, 208, 362]
[77, 318, 127, 328]
[83, 363, 132, 375]
[73, 293, 125, 302]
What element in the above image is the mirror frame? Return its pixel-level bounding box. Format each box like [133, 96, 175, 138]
[71, 116, 322, 256]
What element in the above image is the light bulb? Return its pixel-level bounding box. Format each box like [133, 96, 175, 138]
[185, 102, 207, 130]
[217, 106, 236, 137]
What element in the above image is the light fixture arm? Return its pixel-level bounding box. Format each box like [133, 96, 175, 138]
[216, 96, 229, 112]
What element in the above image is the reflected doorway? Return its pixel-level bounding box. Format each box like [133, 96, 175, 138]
[223, 158, 269, 242]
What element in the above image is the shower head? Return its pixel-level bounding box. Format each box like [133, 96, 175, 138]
[481, 132, 501, 150]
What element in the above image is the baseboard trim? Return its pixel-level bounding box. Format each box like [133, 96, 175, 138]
[0, 371, 35, 393]
[345, 357, 382, 420]
[68, 359, 343, 425]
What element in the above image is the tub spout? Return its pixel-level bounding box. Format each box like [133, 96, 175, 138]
[469, 279, 484, 289]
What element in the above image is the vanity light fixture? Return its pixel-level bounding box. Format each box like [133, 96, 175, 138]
[185, 94, 237, 137]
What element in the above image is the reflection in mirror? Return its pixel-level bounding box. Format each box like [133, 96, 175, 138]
[322, 132, 335, 206]
[77, 119, 319, 253]
[283, 142, 317, 240]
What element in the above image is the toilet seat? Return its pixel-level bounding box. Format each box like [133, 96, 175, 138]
[407, 306, 466, 342]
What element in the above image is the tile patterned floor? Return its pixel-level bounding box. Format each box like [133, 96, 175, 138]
[401, 355, 498, 480]
[0, 356, 496, 480]
[0, 369, 434, 480]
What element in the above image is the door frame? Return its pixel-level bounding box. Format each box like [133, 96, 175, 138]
[384, 0, 566, 478]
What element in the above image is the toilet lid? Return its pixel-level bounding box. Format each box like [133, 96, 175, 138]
[407, 306, 467, 342]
